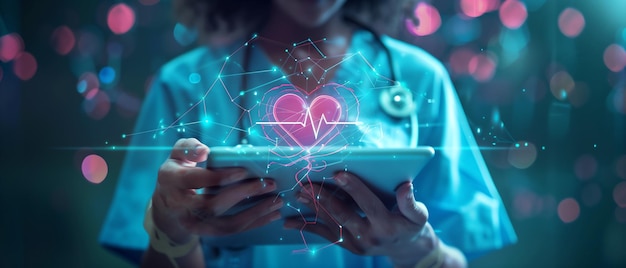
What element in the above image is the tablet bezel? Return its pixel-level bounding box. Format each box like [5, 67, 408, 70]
[203, 145, 434, 247]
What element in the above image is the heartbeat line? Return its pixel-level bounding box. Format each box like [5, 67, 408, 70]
[256, 109, 362, 139]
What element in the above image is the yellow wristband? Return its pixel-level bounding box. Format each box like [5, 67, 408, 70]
[415, 242, 444, 268]
[143, 201, 199, 268]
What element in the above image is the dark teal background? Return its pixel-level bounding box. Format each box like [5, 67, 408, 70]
[1, 0, 625, 267]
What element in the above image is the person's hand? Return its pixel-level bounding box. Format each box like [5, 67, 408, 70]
[151, 138, 283, 244]
[284, 172, 438, 268]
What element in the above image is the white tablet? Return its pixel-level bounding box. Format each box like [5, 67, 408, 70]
[203, 145, 434, 247]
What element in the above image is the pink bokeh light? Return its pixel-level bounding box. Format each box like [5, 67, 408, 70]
[614, 181, 626, 208]
[549, 71, 575, 101]
[574, 154, 597, 181]
[460, 0, 499, 18]
[51, 26, 76, 55]
[557, 198, 580, 223]
[107, 3, 135, 35]
[0, 33, 24, 62]
[499, 0, 528, 29]
[13, 52, 38, 81]
[405, 3, 441, 36]
[83, 90, 111, 120]
[558, 7, 585, 38]
[468, 53, 497, 82]
[603, 44, 626, 72]
[448, 48, 475, 75]
[507, 141, 538, 169]
[81, 154, 108, 184]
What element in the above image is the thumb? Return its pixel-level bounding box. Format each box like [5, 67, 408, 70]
[396, 182, 429, 226]
[169, 138, 209, 166]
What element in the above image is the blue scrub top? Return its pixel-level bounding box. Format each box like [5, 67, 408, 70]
[99, 29, 517, 267]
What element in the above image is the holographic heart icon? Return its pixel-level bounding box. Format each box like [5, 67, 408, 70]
[256, 82, 360, 148]
[272, 94, 341, 147]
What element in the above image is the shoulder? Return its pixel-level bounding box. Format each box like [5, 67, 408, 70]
[155, 45, 233, 88]
[381, 35, 449, 79]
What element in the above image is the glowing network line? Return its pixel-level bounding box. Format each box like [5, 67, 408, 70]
[256, 110, 362, 140]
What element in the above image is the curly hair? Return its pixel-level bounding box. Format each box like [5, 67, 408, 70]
[174, 0, 412, 44]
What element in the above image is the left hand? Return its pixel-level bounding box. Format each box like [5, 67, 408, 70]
[284, 172, 440, 268]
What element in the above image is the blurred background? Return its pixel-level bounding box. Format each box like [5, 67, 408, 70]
[1, 0, 625, 267]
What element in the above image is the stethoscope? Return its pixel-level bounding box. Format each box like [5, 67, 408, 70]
[241, 17, 419, 147]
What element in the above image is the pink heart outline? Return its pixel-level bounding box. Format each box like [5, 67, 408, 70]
[272, 93, 342, 148]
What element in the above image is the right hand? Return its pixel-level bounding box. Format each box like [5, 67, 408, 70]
[150, 138, 283, 243]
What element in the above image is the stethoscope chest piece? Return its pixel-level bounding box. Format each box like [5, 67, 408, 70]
[379, 85, 415, 118]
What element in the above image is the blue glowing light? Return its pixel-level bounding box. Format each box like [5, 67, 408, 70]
[99, 66, 116, 84]
[188, 73, 201, 84]
[443, 15, 481, 45]
[77, 80, 87, 94]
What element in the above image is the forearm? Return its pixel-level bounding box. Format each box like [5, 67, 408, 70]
[388, 223, 467, 268]
[391, 241, 466, 268]
[141, 240, 205, 268]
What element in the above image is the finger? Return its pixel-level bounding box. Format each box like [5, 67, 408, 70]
[284, 218, 363, 254]
[197, 178, 278, 216]
[298, 183, 365, 232]
[183, 197, 283, 236]
[169, 138, 209, 166]
[333, 172, 389, 224]
[396, 182, 428, 226]
[284, 218, 340, 242]
[160, 160, 248, 189]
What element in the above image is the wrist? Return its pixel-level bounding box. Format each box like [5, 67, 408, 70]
[150, 202, 195, 244]
[389, 223, 443, 268]
[144, 201, 200, 263]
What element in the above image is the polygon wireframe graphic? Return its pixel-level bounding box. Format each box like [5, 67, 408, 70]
[119, 34, 408, 253]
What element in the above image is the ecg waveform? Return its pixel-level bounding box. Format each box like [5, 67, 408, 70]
[256, 109, 362, 140]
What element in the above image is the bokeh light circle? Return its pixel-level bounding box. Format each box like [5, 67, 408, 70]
[51, 26, 76, 55]
[574, 154, 597, 180]
[13, 52, 38, 81]
[77, 72, 100, 96]
[0, 33, 24, 62]
[549, 71, 575, 101]
[107, 3, 135, 35]
[558, 8, 585, 38]
[448, 48, 475, 75]
[499, 0, 528, 30]
[460, 0, 499, 18]
[613, 181, 626, 208]
[557, 197, 580, 223]
[81, 154, 108, 184]
[99, 66, 116, 84]
[83, 90, 111, 120]
[468, 53, 496, 82]
[508, 141, 538, 169]
[406, 3, 442, 36]
[603, 44, 626, 72]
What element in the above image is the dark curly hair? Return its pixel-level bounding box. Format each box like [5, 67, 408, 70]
[174, 0, 413, 44]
